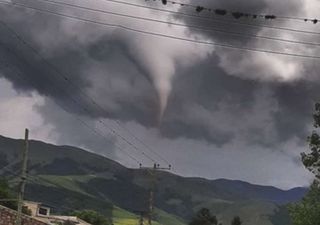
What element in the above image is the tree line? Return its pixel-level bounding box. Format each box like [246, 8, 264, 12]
[189, 207, 242, 225]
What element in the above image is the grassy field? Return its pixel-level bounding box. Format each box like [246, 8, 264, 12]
[31, 175, 186, 225]
[36, 174, 96, 195]
[112, 207, 162, 225]
[154, 208, 187, 225]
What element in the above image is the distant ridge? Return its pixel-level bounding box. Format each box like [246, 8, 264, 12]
[0, 134, 306, 225]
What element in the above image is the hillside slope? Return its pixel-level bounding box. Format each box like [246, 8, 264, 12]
[0, 135, 306, 225]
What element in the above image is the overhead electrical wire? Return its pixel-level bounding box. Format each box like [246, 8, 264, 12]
[112, 120, 172, 166]
[2, 0, 318, 168]
[4, 168, 148, 215]
[152, 0, 320, 24]
[0, 0, 319, 168]
[30, 0, 320, 47]
[0, 19, 161, 166]
[0, 160, 21, 174]
[1, 0, 320, 59]
[103, 0, 320, 36]
[0, 2, 169, 166]
[26, 175, 112, 212]
[2, 167, 105, 213]
[0, 18, 165, 167]
[0, 50, 142, 166]
[9, 169, 130, 214]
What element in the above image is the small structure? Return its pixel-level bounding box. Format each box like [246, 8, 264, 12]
[23, 201, 92, 225]
[0, 204, 49, 225]
[24, 201, 51, 217]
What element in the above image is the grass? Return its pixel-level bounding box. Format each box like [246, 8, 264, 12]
[111, 206, 189, 225]
[28, 175, 186, 225]
[35, 175, 96, 195]
[112, 207, 161, 225]
[154, 208, 186, 225]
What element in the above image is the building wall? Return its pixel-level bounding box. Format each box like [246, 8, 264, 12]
[0, 205, 48, 225]
[23, 201, 39, 217]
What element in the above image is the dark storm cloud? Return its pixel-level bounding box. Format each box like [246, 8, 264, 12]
[159, 55, 320, 146]
[272, 80, 320, 142]
[160, 56, 256, 145]
[0, 0, 318, 189]
[0, 7, 159, 125]
[175, 0, 304, 44]
[147, 0, 320, 146]
[0, 0, 319, 150]
[35, 98, 116, 156]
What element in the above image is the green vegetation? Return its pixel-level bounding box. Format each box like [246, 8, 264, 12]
[154, 208, 186, 225]
[288, 183, 320, 225]
[189, 208, 219, 225]
[36, 175, 96, 195]
[71, 210, 111, 225]
[0, 135, 305, 225]
[269, 206, 292, 225]
[0, 178, 31, 215]
[0, 178, 16, 209]
[231, 216, 242, 225]
[301, 102, 320, 180]
[112, 207, 161, 225]
[112, 207, 139, 225]
[288, 103, 320, 225]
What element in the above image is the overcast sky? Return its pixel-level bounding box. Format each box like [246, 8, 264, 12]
[1, 0, 320, 189]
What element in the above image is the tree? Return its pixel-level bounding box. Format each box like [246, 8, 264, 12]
[189, 208, 218, 225]
[301, 102, 320, 181]
[231, 216, 242, 225]
[0, 178, 32, 215]
[288, 103, 320, 225]
[0, 178, 16, 209]
[71, 210, 111, 225]
[288, 183, 320, 225]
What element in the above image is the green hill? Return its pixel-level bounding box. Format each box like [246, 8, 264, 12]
[0, 135, 307, 225]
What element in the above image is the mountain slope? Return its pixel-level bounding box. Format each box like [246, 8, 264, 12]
[0, 135, 307, 225]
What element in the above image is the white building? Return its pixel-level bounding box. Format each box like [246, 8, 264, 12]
[24, 201, 92, 225]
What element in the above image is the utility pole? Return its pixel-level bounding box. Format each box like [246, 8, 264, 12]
[133, 210, 147, 225]
[16, 128, 29, 225]
[140, 163, 171, 225]
[139, 212, 144, 225]
[137, 211, 145, 225]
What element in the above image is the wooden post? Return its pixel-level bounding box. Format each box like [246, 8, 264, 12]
[139, 211, 144, 225]
[140, 163, 171, 225]
[16, 129, 29, 225]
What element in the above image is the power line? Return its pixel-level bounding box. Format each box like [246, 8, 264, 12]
[1, 149, 128, 211]
[2, 1, 171, 166]
[0, 51, 141, 166]
[20, 172, 109, 213]
[0, 18, 159, 165]
[1, 0, 320, 170]
[31, 0, 320, 47]
[26, 175, 139, 223]
[113, 120, 172, 166]
[151, 0, 320, 24]
[5, 169, 144, 225]
[1, 0, 319, 167]
[1, 166, 108, 213]
[0, 160, 21, 174]
[103, 0, 320, 36]
[1, 0, 320, 59]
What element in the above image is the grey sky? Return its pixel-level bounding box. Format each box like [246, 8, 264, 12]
[0, 0, 319, 189]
